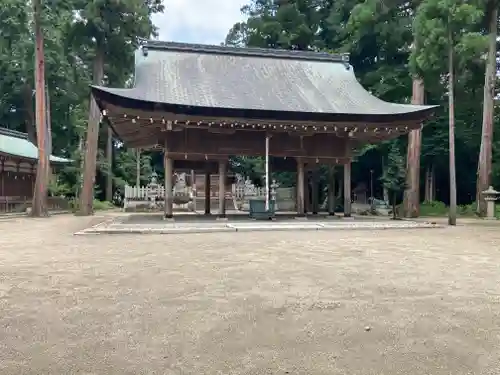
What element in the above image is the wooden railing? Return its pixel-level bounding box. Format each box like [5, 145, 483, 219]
[0, 196, 70, 214]
[123, 181, 297, 212]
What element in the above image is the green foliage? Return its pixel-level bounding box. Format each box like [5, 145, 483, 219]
[419, 200, 449, 216]
[0, 0, 498, 214]
[48, 175, 73, 197]
[0, 0, 165, 206]
[113, 148, 153, 193]
[381, 142, 406, 193]
[70, 198, 114, 212]
[227, 0, 322, 50]
[419, 200, 481, 217]
[224, 0, 500, 208]
[92, 200, 115, 211]
[380, 142, 406, 218]
[410, 0, 486, 78]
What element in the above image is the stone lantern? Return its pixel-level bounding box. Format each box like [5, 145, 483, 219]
[146, 171, 160, 209]
[270, 179, 279, 203]
[149, 171, 158, 185]
[482, 186, 499, 220]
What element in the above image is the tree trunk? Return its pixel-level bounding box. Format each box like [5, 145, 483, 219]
[337, 174, 343, 202]
[77, 47, 105, 215]
[22, 83, 37, 144]
[431, 164, 436, 201]
[382, 156, 389, 202]
[75, 136, 84, 200]
[424, 166, 429, 202]
[476, 1, 498, 216]
[45, 84, 52, 156]
[105, 126, 113, 201]
[448, 31, 457, 226]
[424, 164, 436, 202]
[392, 192, 397, 220]
[45, 84, 52, 191]
[403, 78, 425, 217]
[31, 0, 49, 217]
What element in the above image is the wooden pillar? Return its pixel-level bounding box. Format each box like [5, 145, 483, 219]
[296, 158, 305, 216]
[328, 166, 336, 216]
[218, 160, 227, 218]
[344, 161, 352, 217]
[163, 143, 173, 219]
[267, 158, 272, 203]
[0, 160, 4, 197]
[190, 169, 196, 212]
[304, 169, 309, 213]
[311, 167, 319, 215]
[204, 166, 211, 215]
[105, 126, 113, 202]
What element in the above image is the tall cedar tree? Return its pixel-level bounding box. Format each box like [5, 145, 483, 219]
[412, 0, 485, 224]
[476, 0, 498, 216]
[74, 0, 163, 215]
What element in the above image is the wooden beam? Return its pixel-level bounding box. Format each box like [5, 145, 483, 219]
[102, 102, 425, 129]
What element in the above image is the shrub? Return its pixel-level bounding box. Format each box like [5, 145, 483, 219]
[69, 199, 115, 212]
[419, 201, 448, 216]
[420, 201, 479, 217]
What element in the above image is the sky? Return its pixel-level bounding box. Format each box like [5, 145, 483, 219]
[151, 0, 248, 45]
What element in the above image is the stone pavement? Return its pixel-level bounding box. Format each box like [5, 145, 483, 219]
[74, 213, 441, 235]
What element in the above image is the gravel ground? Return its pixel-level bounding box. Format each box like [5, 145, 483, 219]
[1, 214, 499, 374]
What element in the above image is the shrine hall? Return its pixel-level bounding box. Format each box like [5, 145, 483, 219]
[91, 40, 436, 219]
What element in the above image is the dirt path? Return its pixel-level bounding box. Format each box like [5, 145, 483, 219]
[0, 214, 499, 374]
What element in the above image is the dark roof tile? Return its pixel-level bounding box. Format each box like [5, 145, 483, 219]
[93, 40, 436, 117]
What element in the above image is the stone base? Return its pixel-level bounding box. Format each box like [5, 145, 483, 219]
[484, 216, 497, 221]
[216, 216, 228, 221]
[342, 215, 354, 220]
[295, 216, 308, 221]
[75, 219, 442, 235]
[327, 214, 341, 219]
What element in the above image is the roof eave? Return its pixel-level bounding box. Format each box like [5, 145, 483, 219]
[0, 150, 72, 164]
[91, 86, 438, 126]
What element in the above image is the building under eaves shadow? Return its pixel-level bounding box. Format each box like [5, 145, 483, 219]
[0, 127, 71, 209]
[91, 40, 437, 219]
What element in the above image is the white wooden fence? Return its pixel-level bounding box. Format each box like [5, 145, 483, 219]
[124, 182, 297, 212]
[123, 184, 194, 210]
[232, 183, 296, 211]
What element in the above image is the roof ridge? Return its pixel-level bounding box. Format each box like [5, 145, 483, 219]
[138, 39, 350, 64]
[0, 127, 29, 140]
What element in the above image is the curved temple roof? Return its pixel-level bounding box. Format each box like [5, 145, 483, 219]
[92, 40, 436, 123]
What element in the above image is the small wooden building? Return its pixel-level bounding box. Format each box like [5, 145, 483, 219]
[92, 40, 436, 218]
[0, 127, 71, 209]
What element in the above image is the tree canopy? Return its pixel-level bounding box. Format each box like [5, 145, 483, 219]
[1, 0, 498, 217]
[225, 0, 499, 209]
